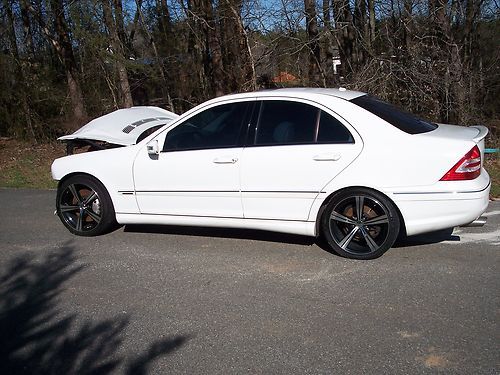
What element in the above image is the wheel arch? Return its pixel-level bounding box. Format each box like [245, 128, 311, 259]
[57, 172, 106, 191]
[314, 186, 407, 238]
[56, 172, 116, 212]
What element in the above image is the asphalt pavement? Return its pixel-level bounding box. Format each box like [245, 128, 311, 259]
[0, 189, 498, 374]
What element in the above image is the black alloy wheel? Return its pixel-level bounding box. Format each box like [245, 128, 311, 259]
[321, 188, 400, 259]
[56, 175, 117, 236]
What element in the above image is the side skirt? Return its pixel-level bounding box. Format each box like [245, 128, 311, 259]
[116, 213, 316, 237]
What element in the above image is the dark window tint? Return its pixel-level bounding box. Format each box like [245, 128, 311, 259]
[136, 125, 164, 143]
[163, 102, 247, 151]
[351, 95, 437, 134]
[317, 111, 354, 143]
[255, 101, 317, 145]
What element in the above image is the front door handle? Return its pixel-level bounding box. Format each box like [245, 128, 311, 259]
[213, 156, 238, 164]
[313, 153, 341, 161]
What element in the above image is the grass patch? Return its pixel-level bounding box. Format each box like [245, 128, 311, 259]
[485, 155, 500, 199]
[0, 139, 64, 189]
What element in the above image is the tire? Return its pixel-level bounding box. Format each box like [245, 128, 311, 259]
[320, 188, 400, 260]
[56, 174, 117, 236]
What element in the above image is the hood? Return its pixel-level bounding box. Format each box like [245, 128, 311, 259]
[58, 106, 179, 146]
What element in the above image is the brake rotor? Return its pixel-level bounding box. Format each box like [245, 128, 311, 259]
[342, 204, 381, 240]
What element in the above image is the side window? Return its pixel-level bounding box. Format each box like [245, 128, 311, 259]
[136, 125, 164, 144]
[255, 101, 318, 145]
[163, 102, 248, 151]
[317, 111, 354, 143]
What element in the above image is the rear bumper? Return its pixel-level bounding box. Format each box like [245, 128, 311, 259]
[392, 181, 491, 236]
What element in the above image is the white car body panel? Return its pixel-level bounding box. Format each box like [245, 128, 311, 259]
[58, 106, 178, 146]
[133, 147, 244, 217]
[51, 88, 491, 241]
[240, 96, 364, 221]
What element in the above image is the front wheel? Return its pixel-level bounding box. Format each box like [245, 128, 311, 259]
[56, 175, 117, 236]
[321, 188, 400, 260]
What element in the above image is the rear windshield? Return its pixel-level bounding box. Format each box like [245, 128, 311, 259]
[351, 95, 437, 134]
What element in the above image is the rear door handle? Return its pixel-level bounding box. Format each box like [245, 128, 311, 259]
[313, 153, 341, 161]
[213, 156, 238, 164]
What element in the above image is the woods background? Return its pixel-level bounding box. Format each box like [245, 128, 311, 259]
[0, 0, 498, 143]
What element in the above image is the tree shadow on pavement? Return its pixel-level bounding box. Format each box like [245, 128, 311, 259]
[0, 243, 188, 375]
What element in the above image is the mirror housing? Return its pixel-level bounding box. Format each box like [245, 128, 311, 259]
[147, 139, 160, 156]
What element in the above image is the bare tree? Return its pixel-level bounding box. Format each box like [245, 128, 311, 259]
[304, 0, 322, 86]
[102, 0, 134, 108]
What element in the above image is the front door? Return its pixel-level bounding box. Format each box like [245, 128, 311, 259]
[133, 101, 252, 218]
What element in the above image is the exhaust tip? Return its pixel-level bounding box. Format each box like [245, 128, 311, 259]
[461, 216, 487, 228]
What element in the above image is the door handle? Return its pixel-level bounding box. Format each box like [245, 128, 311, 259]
[313, 153, 341, 161]
[213, 156, 238, 164]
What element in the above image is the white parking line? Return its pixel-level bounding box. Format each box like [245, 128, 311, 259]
[483, 210, 500, 217]
[446, 227, 500, 246]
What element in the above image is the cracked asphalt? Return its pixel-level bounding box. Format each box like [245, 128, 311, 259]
[0, 189, 498, 374]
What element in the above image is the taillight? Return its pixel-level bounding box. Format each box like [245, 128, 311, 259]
[440, 145, 481, 181]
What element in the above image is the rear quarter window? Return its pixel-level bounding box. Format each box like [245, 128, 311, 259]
[351, 95, 437, 134]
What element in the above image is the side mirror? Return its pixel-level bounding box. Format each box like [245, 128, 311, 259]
[147, 139, 159, 156]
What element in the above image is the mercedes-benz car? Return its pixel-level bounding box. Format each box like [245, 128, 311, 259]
[52, 88, 490, 259]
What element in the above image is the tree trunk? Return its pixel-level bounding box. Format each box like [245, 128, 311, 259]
[304, 0, 322, 86]
[201, 0, 225, 97]
[103, 0, 133, 108]
[135, 0, 174, 111]
[4, 0, 36, 139]
[222, 0, 257, 91]
[368, 0, 375, 49]
[157, 0, 171, 36]
[402, 0, 413, 52]
[113, 0, 128, 50]
[50, 0, 87, 123]
[323, 0, 335, 84]
[20, 0, 35, 60]
[354, 0, 368, 63]
[332, 0, 357, 76]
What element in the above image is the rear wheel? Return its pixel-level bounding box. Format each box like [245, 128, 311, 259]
[56, 175, 117, 236]
[321, 188, 400, 259]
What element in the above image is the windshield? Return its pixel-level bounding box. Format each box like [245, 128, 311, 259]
[351, 95, 437, 134]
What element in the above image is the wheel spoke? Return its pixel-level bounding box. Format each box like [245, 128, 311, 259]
[355, 196, 364, 220]
[83, 191, 98, 206]
[85, 208, 101, 223]
[360, 226, 379, 252]
[339, 226, 359, 249]
[60, 205, 79, 213]
[68, 184, 82, 204]
[364, 214, 389, 226]
[330, 211, 357, 225]
[76, 210, 84, 231]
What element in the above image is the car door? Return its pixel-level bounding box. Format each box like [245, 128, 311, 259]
[240, 99, 363, 221]
[133, 101, 253, 217]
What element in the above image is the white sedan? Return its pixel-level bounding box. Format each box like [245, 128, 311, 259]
[52, 88, 491, 259]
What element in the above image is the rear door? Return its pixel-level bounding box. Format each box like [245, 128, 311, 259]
[240, 99, 363, 221]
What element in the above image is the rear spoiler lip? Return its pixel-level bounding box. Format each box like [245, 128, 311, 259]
[470, 125, 489, 143]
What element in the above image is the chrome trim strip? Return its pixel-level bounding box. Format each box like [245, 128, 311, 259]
[393, 182, 490, 195]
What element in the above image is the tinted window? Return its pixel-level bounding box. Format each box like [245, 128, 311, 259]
[163, 102, 248, 151]
[317, 111, 354, 143]
[351, 95, 437, 134]
[255, 101, 317, 145]
[136, 125, 164, 143]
